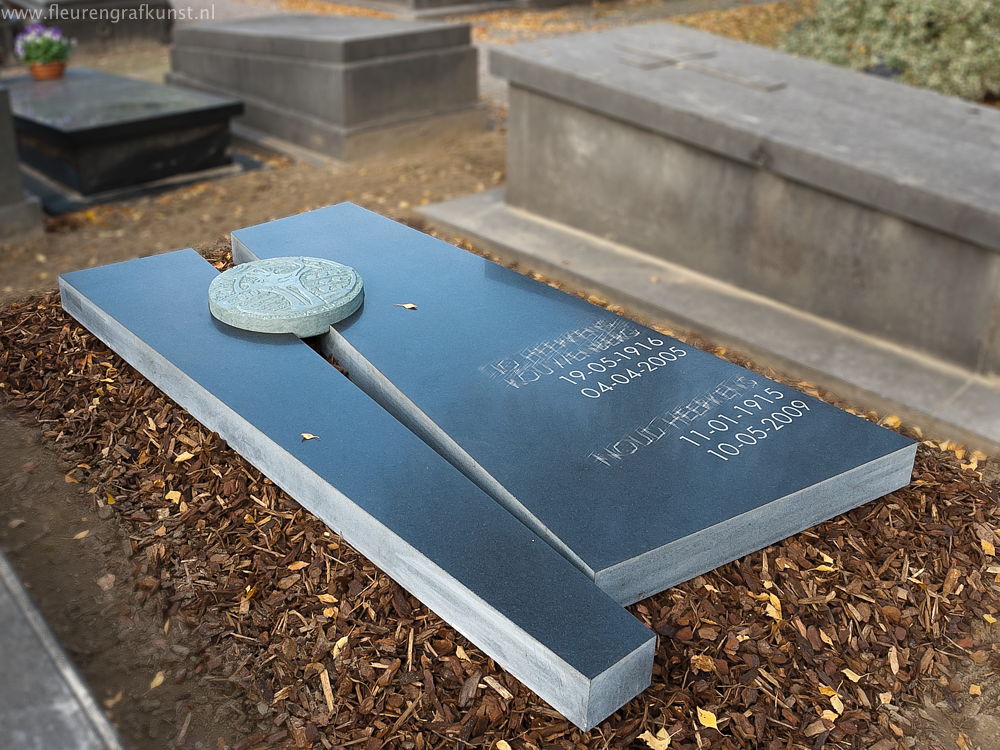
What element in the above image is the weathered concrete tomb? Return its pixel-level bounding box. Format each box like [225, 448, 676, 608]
[168, 15, 482, 159]
[423, 23, 1000, 451]
[0, 87, 41, 242]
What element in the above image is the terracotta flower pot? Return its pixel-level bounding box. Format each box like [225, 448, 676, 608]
[29, 62, 65, 81]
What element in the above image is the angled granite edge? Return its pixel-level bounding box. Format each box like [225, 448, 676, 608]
[58, 250, 655, 731]
[232, 231, 596, 578]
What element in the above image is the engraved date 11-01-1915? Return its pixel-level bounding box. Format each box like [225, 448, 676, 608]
[678, 388, 812, 461]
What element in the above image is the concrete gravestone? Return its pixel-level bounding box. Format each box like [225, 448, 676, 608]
[60, 205, 915, 728]
[5, 68, 242, 197]
[208, 256, 364, 337]
[168, 15, 482, 159]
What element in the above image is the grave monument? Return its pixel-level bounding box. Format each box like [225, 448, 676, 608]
[167, 15, 482, 159]
[5, 68, 242, 199]
[59, 205, 915, 728]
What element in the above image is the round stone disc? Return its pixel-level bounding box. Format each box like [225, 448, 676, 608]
[208, 256, 364, 337]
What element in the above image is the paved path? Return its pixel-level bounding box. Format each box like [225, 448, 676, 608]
[0, 552, 123, 750]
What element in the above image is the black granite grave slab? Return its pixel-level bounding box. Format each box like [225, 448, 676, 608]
[6, 68, 242, 195]
[58, 250, 655, 731]
[233, 204, 917, 605]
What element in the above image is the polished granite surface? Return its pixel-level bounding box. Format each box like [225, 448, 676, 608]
[4, 68, 241, 139]
[59, 249, 652, 679]
[234, 204, 915, 578]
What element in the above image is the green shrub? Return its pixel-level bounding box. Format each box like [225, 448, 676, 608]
[780, 0, 1000, 101]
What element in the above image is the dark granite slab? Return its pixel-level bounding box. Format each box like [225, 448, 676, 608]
[58, 249, 654, 731]
[6, 68, 242, 195]
[0, 551, 123, 750]
[233, 203, 917, 604]
[6, 68, 241, 144]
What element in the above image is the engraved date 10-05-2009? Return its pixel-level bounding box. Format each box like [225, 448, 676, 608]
[557, 336, 687, 399]
[677, 388, 813, 461]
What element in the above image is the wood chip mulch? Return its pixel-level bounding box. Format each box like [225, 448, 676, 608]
[1, 253, 998, 750]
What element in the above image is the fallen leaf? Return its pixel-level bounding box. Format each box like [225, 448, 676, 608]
[697, 706, 719, 730]
[970, 684, 982, 696]
[174, 451, 194, 463]
[317, 593, 338, 604]
[984, 614, 997, 624]
[638, 728, 672, 749]
[73, 529, 90, 540]
[64, 472, 79, 483]
[149, 671, 165, 689]
[456, 645, 469, 660]
[842, 668, 863, 682]
[882, 415, 902, 428]
[332, 636, 349, 658]
[495, 742, 513, 750]
[165, 490, 181, 503]
[287, 561, 309, 570]
[879, 692, 893, 705]
[393, 303, 418, 310]
[300, 433, 320, 441]
[103, 690, 124, 709]
[105, 492, 116, 505]
[819, 685, 838, 697]
[888, 646, 900, 675]
[820, 709, 839, 722]
[982, 539, 995, 556]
